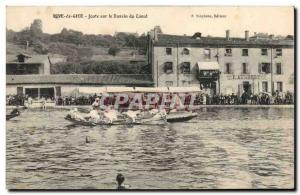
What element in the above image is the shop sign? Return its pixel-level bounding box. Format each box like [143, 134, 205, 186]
[226, 74, 267, 80]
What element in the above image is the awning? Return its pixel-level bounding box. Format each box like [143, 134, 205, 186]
[168, 87, 202, 93]
[78, 87, 107, 94]
[105, 87, 135, 93]
[134, 87, 169, 93]
[197, 61, 219, 70]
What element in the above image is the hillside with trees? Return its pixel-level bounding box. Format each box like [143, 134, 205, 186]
[6, 19, 151, 74]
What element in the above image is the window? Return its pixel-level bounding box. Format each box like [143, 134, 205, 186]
[204, 48, 211, 58]
[276, 48, 282, 56]
[6, 63, 40, 75]
[242, 49, 248, 56]
[55, 86, 61, 97]
[199, 70, 219, 78]
[277, 82, 283, 92]
[165, 81, 173, 87]
[25, 88, 39, 99]
[181, 62, 190, 74]
[181, 80, 190, 86]
[261, 48, 268, 56]
[259, 63, 271, 74]
[17, 87, 23, 96]
[276, 63, 282, 74]
[164, 62, 173, 74]
[242, 63, 249, 74]
[225, 63, 233, 74]
[166, 48, 172, 55]
[40, 88, 55, 99]
[17, 55, 26, 63]
[262, 81, 268, 92]
[183, 48, 190, 55]
[225, 48, 232, 56]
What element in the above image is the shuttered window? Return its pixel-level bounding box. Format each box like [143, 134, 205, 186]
[259, 63, 271, 74]
[261, 49, 268, 56]
[164, 62, 173, 74]
[55, 86, 61, 97]
[242, 63, 249, 74]
[276, 49, 282, 56]
[276, 63, 282, 74]
[242, 49, 248, 56]
[166, 48, 172, 55]
[17, 87, 23, 96]
[225, 63, 233, 74]
[181, 62, 191, 73]
[262, 82, 268, 92]
[277, 82, 283, 92]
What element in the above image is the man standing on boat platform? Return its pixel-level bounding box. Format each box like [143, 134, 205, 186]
[92, 97, 100, 110]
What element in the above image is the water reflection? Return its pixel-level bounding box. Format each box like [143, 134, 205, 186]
[6, 107, 294, 189]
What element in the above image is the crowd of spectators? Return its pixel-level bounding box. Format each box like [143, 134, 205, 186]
[56, 95, 97, 106]
[197, 90, 294, 105]
[6, 90, 294, 107]
[6, 95, 25, 106]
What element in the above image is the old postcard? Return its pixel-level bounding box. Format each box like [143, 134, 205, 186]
[6, 6, 295, 190]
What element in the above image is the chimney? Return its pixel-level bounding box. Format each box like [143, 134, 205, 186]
[153, 27, 158, 42]
[226, 30, 230, 40]
[26, 41, 29, 50]
[245, 30, 249, 41]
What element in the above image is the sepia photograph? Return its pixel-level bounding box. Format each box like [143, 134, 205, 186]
[5, 6, 295, 190]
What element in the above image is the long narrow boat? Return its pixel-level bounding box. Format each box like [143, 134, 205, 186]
[166, 112, 198, 122]
[64, 115, 166, 126]
[64, 110, 197, 126]
[6, 111, 20, 120]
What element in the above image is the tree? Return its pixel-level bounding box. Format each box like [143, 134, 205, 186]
[30, 19, 43, 36]
[6, 29, 16, 42]
[108, 47, 120, 56]
[58, 28, 83, 45]
[125, 34, 138, 48]
[154, 25, 163, 34]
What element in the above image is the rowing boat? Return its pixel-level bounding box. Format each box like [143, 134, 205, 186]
[64, 110, 198, 126]
[64, 114, 166, 126]
[6, 111, 20, 120]
[166, 112, 198, 122]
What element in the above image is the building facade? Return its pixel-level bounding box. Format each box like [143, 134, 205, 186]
[148, 28, 294, 96]
[6, 54, 153, 99]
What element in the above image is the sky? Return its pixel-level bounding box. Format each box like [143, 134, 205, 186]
[6, 6, 294, 38]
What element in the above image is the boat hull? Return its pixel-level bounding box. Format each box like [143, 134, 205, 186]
[6, 113, 19, 120]
[64, 115, 166, 126]
[166, 112, 198, 122]
[64, 110, 198, 126]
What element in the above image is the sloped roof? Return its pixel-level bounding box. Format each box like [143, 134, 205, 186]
[197, 61, 219, 70]
[153, 34, 294, 48]
[6, 74, 153, 86]
[6, 54, 50, 64]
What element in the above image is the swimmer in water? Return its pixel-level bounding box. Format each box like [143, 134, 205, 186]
[116, 173, 126, 190]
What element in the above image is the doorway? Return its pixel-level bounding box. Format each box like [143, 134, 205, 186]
[200, 81, 217, 95]
[243, 81, 251, 95]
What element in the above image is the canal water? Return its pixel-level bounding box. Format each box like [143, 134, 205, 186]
[6, 107, 294, 189]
